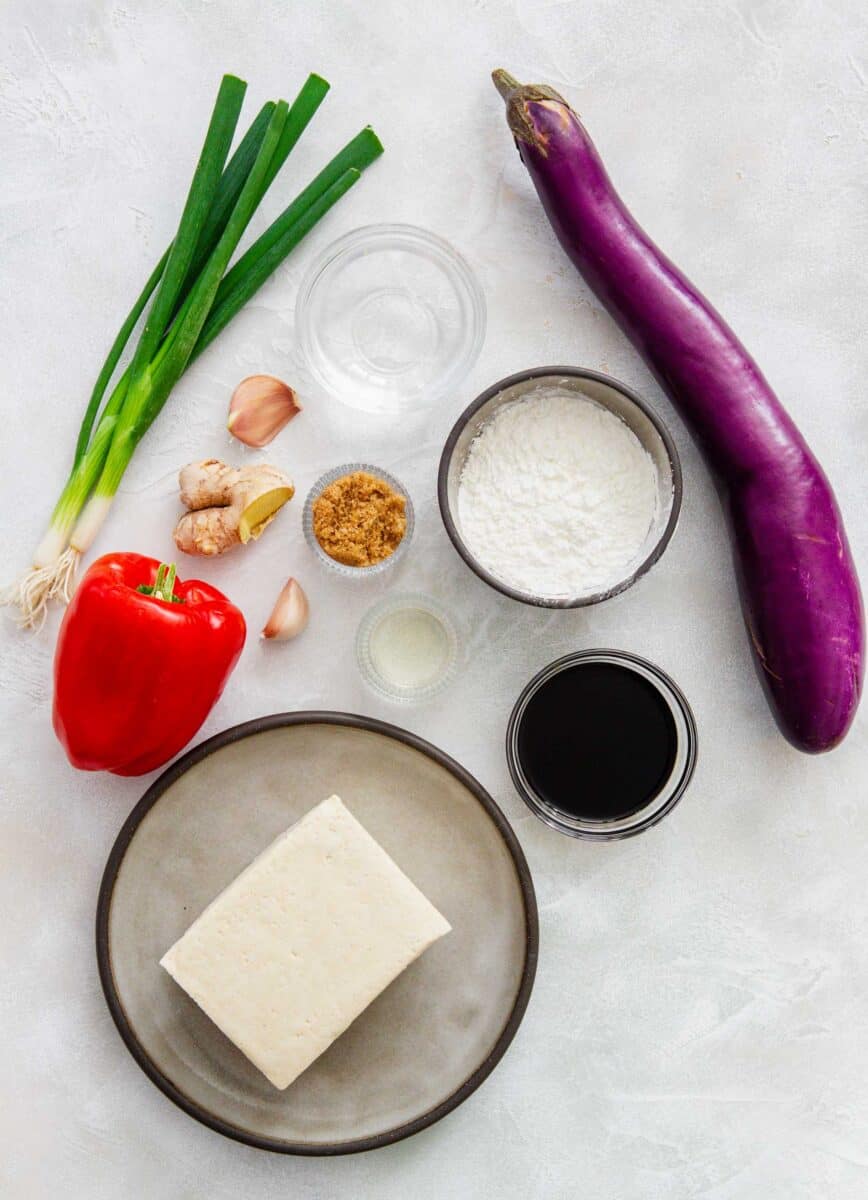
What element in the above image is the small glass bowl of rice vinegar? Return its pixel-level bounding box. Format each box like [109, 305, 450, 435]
[356, 593, 459, 703]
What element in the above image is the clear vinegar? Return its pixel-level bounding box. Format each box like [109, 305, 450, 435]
[369, 607, 450, 690]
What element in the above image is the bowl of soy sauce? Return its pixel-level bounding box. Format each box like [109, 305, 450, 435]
[506, 650, 697, 840]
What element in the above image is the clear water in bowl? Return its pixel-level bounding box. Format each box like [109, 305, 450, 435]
[296, 225, 486, 415]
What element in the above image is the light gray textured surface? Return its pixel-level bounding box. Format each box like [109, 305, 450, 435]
[1, 1, 866, 1196]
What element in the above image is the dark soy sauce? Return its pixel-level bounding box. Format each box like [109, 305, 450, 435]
[516, 661, 678, 821]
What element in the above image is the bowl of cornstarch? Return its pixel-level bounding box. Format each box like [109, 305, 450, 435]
[437, 367, 682, 608]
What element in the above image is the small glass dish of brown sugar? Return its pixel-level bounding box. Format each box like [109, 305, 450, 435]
[303, 463, 414, 578]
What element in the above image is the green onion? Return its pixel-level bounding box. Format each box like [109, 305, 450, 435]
[122, 75, 247, 405]
[72, 254, 165, 470]
[65, 126, 382, 524]
[71, 102, 278, 469]
[70, 76, 331, 482]
[194, 168, 362, 359]
[3, 72, 381, 627]
[211, 127, 383, 314]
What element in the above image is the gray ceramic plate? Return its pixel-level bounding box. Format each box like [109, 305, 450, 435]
[96, 713, 538, 1155]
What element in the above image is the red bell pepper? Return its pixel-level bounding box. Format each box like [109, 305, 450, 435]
[53, 553, 246, 776]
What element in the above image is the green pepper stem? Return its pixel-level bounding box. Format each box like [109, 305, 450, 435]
[137, 561, 183, 603]
[159, 563, 178, 602]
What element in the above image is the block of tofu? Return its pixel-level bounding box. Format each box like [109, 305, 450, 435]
[160, 794, 451, 1090]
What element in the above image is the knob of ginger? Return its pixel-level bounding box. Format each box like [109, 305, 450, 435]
[173, 459, 294, 556]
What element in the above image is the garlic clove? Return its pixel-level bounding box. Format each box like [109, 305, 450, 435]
[262, 577, 309, 641]
[228, 375, 302, 448]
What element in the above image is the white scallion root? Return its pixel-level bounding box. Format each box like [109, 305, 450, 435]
[0, 547, 80, 630]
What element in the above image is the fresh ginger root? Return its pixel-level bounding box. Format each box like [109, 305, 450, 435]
[173, 458, 294, 556]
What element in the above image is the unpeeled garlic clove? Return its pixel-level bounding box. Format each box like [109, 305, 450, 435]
[227, 375, 302, 448]
[262, 577, 309, 641]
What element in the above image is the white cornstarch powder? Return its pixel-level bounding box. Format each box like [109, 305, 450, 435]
[457, 390, 659, 598]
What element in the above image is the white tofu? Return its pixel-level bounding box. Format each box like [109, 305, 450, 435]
[160, 795, 451, 1090]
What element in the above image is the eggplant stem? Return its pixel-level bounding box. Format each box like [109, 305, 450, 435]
[492, 69, 522, 99]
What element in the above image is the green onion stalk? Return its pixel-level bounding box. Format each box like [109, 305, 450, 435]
[4, 73, 382, 627]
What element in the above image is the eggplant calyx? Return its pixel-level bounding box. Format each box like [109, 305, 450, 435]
[491, 69, 571, 152]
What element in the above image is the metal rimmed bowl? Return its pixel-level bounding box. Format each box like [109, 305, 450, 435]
[506, 650, 698, 841]
[303, 463, 414, 578]
[437, 367, 682, 608]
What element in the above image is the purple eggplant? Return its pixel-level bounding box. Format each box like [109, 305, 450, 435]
[493, 70, 863, 752]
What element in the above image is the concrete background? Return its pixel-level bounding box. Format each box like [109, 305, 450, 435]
[1, 1, 866, 1196]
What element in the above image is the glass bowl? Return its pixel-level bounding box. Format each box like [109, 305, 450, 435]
[303, 462, 414, 578]
[506, 649, 697, 840]
[356, 593, 460, 703]
[438, 366, 682, 608]
[295, 224, 486, 415]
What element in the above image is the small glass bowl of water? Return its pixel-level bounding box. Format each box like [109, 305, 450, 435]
[356, 593, 460, 703]
[295, 224, 486, 415]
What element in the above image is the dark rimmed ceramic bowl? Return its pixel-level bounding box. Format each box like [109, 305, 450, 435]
[506, 650, 698, 840]
[96, 712, 538, 1155]
[438, 367, 682, 608]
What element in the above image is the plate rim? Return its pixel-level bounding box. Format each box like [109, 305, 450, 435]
[96, 710, 539, 1156]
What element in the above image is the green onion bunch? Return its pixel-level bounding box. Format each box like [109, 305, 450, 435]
[5, 73, 382, 626]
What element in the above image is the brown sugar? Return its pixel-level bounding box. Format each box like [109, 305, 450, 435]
[312, 471, 407, 567]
